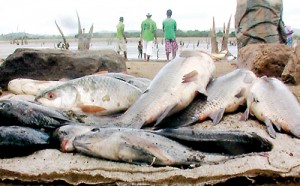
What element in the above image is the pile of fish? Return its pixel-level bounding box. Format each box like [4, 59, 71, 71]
[0, 50, 299, 167]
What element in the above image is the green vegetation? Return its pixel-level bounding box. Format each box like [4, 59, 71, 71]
[0, 29, 237, 40]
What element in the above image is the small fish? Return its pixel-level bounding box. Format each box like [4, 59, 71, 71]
[73, 127, 228, 166]
[53, 124, 96, 152]
[242, 76, 300, 138]
[157, 69, 257, 128]
[153, 128, 273, 155]
[35, 74, 143, 116]
[95, 51, 215, 128]
[0, 99, 71, 130]
[0, 126, 50, 157]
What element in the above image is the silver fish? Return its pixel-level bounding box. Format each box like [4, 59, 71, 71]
[157, 69, 257, 128]
[97, 51, 215, 128]
[35, 74, 143, 116]
[242, 76, 300, 138]
[73, 127, 228, 166]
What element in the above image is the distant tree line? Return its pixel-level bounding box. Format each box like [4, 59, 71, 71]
[90, 29, 236, 38]
[0, 29, 239, 40]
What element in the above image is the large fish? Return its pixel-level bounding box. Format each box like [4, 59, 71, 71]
[35, 74, 143, 116]
[157, 69, 257, 128]
[95, 51, 215, 128]
[242, 76, 300, 138]
[153, 128, 273, 155]
[0, 99, 71, 130]
[73, 127, 228, 166]
[8, 78, 64, 96]
[0, 126, 50, 157]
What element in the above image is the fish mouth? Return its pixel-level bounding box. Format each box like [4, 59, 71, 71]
[73, 140, 91, 153]
[61, 139, 75, 152]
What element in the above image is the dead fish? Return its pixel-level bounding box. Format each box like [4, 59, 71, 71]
[0, 99, 71, 130]
[242, 76, 300, 138]
[8, 78, 64, 96]
[101, 72, 151, 92]
[53, 124, 96, 152]
[0, 126, 50, 157]
[35, 74, 143, 116]
[73, 127, 228, 166]
[98, 51, 215, 128]
[153, 128, 273, 155]
[157, 69, 257, 128]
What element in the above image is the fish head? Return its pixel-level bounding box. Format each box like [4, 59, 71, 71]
[73, 128, 108, 153]
[53, 124, 95, 152]
[35, 86, 78, 109]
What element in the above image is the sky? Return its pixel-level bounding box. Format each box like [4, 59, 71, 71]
[0, 0, 299, 35]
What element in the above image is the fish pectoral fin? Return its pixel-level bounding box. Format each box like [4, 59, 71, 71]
[264, 118, 276, 139]
[273, 121, 282, 132]
[198, 86, 208, 96]
[240, 107, 250, 121]
[80, 105, 106, 113]
[153, 104, 177, 127]
[182, 70, 198, 83]
[209, 108, 225, 125]
[235, 88, 246, 99]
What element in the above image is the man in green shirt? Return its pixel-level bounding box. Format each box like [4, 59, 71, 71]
[140, 13, 157, 61]
[116, 17, 128, 60]
[163, 9, 178, 61]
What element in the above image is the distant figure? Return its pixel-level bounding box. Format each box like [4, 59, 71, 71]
[162, 9, 178, 61]
[141, 13, 157, 61]
[138, 40, 143, 59]
[116, 17, 128, 60]
[285, 24, 294, 47]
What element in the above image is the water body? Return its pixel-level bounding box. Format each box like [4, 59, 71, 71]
[0, 39, 238, 60]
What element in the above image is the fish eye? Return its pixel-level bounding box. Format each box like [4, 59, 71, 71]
[91, 128, 100, 132]
[59, 130, 68, 136]
[47, 92, 56, 100]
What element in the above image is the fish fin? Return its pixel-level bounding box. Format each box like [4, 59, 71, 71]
[273, 121, 282, 132]
[244, 73, 256, 84]
[240, 107, 250, 121]
[235, 88, 246, 99]
[80, 105, 106, 113]
[264, 118, 276, 139]
[182, 70, 198, 83]
[198, 86, 208, 96]
[153, 104, 177, 127]
[209, 108, 225, 125]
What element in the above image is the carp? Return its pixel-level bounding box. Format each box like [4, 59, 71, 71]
[35, 74, 143, 116]
[157, 69, 257, 128]
[242, 76, 300, 138]
[96, 51, 215, 128]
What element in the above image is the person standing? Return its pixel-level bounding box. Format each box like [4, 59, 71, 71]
[163, 9, 178, 61]
[285, 24, 294, 47]
[141, 13, 157, 61]
[116, 17, 128, 60]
